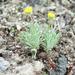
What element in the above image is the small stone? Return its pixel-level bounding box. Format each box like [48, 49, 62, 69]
[15, 63, 35, 75]
[16, 24, 22, 31]
[55, 16, 65, 29]
[61, 0, 71, 7]
[33, 61, 44, 72]
[0, 57, 10, 71]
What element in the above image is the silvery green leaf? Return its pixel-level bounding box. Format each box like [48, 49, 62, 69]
[19, 22, 41, 49]
[43, 28, 60, 52]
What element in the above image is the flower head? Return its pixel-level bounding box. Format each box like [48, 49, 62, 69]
[23, 6, 33, 14]
[48, 11, 56, 20]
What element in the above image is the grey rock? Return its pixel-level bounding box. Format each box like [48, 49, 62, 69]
[61, 0, 71, 7]
[49, 54, 68, 75]
[55, 54, 68, 75]
[55, 16, 65, 29]
[0, 57, 10, 71]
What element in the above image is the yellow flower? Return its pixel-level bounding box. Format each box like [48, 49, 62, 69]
[23, 6, 33, 14]
[48, 11, 56, 20]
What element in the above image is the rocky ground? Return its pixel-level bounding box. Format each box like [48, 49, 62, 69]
[0, 0, 75, 75]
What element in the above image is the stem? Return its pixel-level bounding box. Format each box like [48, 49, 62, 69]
[31, 48, 37, 59]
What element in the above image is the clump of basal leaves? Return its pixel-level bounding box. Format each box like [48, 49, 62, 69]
[19, 21, 61, 58]
[19, 21, 41, 59]
[19, 20, 61, 57]
[42, 25, 60, 53]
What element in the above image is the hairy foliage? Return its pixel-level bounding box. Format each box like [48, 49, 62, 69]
[19, 22, 60, 54]
[19, 22, 41, 49]
[43, 26, 60, 52]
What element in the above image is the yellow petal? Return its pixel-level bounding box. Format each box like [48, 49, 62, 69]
[23, 6, 33, 14]
[48, 11, 56, 20]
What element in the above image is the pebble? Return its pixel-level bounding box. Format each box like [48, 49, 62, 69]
[0, 57, 10, 72]
[15, 63, 35, 75]
[33, 61, 44, 72]
[15, 61, 44, 75]
[55, 16, 65, 29]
